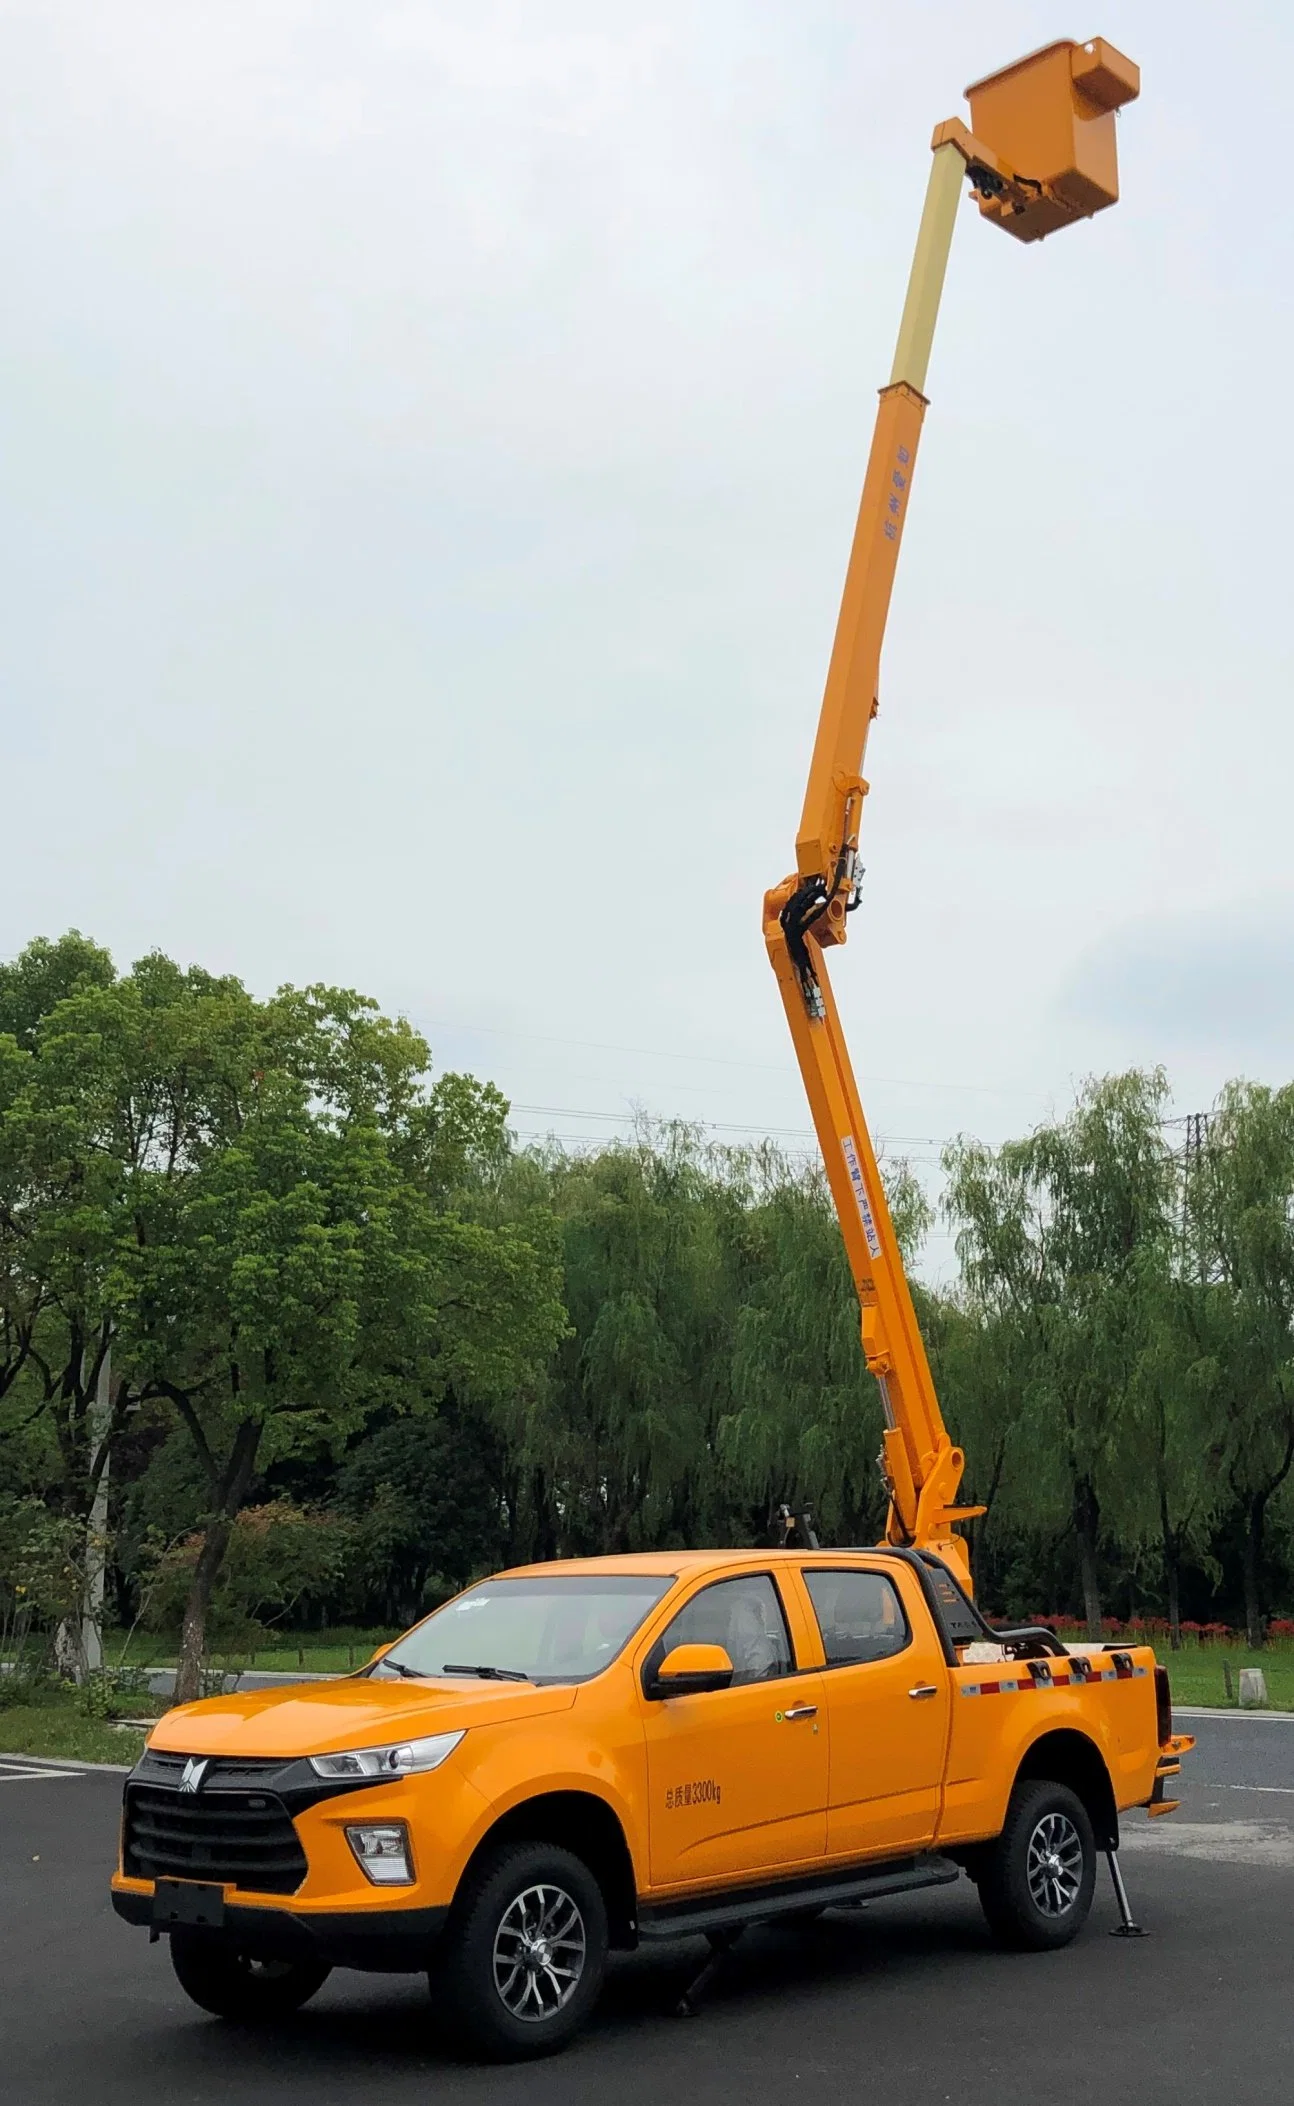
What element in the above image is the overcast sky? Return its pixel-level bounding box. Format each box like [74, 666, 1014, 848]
[3, 2, 1291, 1275]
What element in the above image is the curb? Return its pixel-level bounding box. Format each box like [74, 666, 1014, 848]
[0, 1750, 132, 1774]
[136, 1668, 330, 1698]
[1174, 1704, 1294, 1723]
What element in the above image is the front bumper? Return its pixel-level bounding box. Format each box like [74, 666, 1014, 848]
[113, 1743, 486, 1966]
[110, 1885, 447, 1972]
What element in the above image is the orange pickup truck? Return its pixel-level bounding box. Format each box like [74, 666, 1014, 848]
[112, 1547, 1191, 2058]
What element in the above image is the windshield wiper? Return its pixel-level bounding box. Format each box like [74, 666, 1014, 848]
[441, 1663, 530, 1682]
[375, 1657, 424, 1679]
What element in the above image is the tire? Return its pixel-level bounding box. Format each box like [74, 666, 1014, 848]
[169, 1930, 331, 2020]
[435, 1841, 609, 2061]
[976, 1779, 1096, 1952]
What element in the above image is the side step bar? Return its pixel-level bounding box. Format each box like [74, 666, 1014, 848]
[637, 1853, 962, 1942]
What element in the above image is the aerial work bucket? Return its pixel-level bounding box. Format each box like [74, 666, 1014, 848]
[936, 37, 1140, 244]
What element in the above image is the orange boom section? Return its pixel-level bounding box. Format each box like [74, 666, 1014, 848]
[764, 40, 1138, 1589]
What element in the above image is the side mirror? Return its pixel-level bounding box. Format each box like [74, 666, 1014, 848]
[651, 1643, 734, 1699]
[367, 1642, 394, 1666]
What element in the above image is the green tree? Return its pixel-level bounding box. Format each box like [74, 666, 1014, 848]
[0, 931, 115, 1051]
[944, 1072, 1176, 1636]
[719, 1151, 930, 1543]
[1, 940, 567, 1699]
[337, 1402, 507, 1622]
[1186, 1083, 1294, 1647]
[1122, 1275, 1226, 1647]
[142, 1498, 355, 1651]
[0, 935, 125, 1621]
[510, 1127, 735, 1556]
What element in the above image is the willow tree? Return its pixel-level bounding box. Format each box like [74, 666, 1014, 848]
[1185, 1082, 1294, 1648]
[509, 1127, 737, 1556]
[719, 1152, 930, 1544]
[944, 1071, 1176, 1636]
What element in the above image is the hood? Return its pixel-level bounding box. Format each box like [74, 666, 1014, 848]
[148, 1674, 577, 1759]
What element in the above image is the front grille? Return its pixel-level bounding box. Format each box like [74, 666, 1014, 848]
[135, 1750, 286, 1789]
[124, 1785, 308, 1894]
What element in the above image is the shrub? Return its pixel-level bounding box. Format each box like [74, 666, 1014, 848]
[78, 1666, 154, 1720]
[140, 1500, 355, 1651]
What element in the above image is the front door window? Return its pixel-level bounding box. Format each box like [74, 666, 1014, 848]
[646, 1573, 794, 1687]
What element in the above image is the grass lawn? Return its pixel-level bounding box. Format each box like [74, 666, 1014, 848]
[6, 1633, 1292, 1766]
[1037, 1630, 1294, 1710]
[1152, 1644, 1294, 1711]
[218, 1631, 1294, 1706]
[0, 1703, 147, 1765]
[206, 1634, 400, 1675]
[77, 1626, 404, 1677]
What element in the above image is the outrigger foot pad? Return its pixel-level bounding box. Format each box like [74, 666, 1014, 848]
[675, 1928, 744, 2016]
[1105, 1848, 1147, 1937]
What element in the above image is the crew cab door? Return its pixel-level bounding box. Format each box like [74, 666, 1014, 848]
[795, 1561, 950, 1861]
[639, 1571, 827, 1889]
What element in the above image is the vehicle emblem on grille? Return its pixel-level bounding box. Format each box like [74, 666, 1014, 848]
[178, 1758, 209, 1794]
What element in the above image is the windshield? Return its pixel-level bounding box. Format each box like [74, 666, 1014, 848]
[373, 1574, 677, 1686]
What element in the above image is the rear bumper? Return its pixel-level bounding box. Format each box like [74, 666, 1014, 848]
[1146, 1732, 1195, 1819]
[110, 1887, 448, 1973]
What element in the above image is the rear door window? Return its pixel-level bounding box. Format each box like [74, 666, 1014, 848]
[803, 1568, 910, 1667]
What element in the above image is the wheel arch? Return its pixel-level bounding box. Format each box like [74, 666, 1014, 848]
[1013, 1727, 1118, 1849]
[459, 1790, 639, 1948]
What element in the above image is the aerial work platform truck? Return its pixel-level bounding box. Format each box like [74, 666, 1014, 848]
[114, 40, 1192, 2060]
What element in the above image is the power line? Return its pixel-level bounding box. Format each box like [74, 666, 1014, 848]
[508, 1096, 1204, 1168]
[511, 1100, 950, 1146]
[424, 1015, 1052, 1101]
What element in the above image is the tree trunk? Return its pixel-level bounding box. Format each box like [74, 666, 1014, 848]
[1165, 1555, 1182, 1651]
[173, 1418, 262, 1704]
[1160, 1483, 1182, 1650]
[80, 1346, 113, 1678]
[1075, 1477, 1102, 1638]
[174, 1516, 235, 1704]
[1242, 1498, 1266, 1651]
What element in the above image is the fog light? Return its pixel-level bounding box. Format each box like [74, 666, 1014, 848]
[346, 1822, 414, 1885]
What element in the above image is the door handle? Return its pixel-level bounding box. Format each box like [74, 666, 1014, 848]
[781, 1704, 818, 1721]
[908, 1684, 939, 1700]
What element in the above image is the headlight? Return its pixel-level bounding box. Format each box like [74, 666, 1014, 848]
[309, 1729, 465, 1780]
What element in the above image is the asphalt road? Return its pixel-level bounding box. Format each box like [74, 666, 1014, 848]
[2, 1714, 1291, 2106]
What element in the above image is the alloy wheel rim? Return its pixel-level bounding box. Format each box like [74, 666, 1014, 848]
[492, 1883, 587, 2022]
[1025, 1811, 1084, 1916]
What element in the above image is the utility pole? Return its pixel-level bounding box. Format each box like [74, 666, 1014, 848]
[1182, 1112, 1211, 1284]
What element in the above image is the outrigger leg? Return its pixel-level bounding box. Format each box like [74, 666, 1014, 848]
[1106, 1849, 1147, 1938]
[675, 1928, 744, 2017]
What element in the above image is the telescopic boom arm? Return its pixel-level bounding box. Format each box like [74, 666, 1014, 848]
[764, 40, 1138, 1587]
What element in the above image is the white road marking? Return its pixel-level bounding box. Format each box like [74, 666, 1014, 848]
[1200, 1783, 1294, 1795]
[0, 1762, 79, 1782]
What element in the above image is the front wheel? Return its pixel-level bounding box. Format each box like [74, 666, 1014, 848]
[169, 1931, 331, 2020]
[434, 1841, 609, 2061]
[976, 1780, 1096, 1952]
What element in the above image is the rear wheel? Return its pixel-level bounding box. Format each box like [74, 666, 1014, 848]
[169, 1931, 330, 2020]
[434, 1841, 608, 2061]
[976, 1780, 1096, 1951]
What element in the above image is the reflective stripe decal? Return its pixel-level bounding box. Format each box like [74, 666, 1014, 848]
[960, 1665, 1149, 1697]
